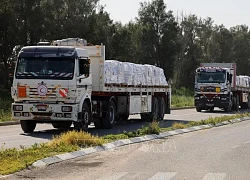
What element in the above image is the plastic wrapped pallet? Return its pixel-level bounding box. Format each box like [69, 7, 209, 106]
[236, 75, 250, 88]
[104, 60, 168, 86]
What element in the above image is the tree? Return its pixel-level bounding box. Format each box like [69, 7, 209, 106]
[137, 0, 179, 79]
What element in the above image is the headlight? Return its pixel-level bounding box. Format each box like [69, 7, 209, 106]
[13, 105, 23, 111]
[62, 106, 72, 112]
[195, 97, 200, 100]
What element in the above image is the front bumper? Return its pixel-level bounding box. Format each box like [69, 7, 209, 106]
[194, 94, 230, 108]
[12, 103, 79, 122]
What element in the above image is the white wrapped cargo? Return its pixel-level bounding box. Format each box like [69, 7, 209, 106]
[236, 75, 250, 88]
[104, 60, 168, 86]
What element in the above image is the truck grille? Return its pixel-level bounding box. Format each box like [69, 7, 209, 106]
[28, 87, 57, 99]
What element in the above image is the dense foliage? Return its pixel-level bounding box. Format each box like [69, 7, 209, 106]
[1, 0, 250, 89]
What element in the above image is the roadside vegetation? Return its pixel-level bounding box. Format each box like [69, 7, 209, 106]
[171, 87, 194, 107]
[0, 131, 104, 175]
[0, 89, 12, 122]
[1, 113, 249, 175]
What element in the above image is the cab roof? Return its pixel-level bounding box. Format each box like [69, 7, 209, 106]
[18, 46, 77, 58]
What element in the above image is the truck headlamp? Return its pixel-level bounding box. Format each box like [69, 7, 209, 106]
[13, 105, 23, 111]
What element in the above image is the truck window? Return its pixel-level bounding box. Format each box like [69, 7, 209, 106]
[79, 58, 90, 77]
[15, 57, 75, 80]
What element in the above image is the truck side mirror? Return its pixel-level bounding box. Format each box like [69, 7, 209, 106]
[168, 78, 173, 85]
[79, 58, 90, 78]
[228, 73, 232, 84]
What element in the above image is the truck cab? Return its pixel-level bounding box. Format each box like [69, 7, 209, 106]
[12, 45, 92, 132]
[194, 66, 232, 112]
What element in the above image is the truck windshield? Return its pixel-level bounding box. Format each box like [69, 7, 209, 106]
[197, 72, 226, 83]
[15, 57, 75, 80]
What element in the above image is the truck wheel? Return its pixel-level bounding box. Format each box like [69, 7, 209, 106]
[232, 95, 239, 111]
[140, 113, 149, 121]
[196, 107, 202, 112]
[117, 114, 129, 121]
[102, 100, 116, 129]
[147, 97, 159, 121]
[74, 102, 91, 131]
[208, 107, 214, 112]
[158, 97, 166, 120]
[20, 120, 36, 133]
[52, 122, 72, 129]
[94, 118, 103, 129]
[225, 102, 233, 112]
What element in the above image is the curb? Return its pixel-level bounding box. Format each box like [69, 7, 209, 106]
[0, 107, 195, 127]
[31, 116, 250, 169]
[0, 121, 19, 126]
[171, 106, 195, 110]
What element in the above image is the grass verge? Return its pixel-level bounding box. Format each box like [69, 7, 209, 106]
[1, 113, 250, 175]
[0, 131, 104, 175]
[171, 87, 194, 108]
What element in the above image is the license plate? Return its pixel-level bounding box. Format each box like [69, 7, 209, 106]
[206, 104, 214, 107]
[37, 105, 48, 111]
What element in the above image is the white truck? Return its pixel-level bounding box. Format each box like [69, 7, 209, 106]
[11, 38, 171, 133]
[194, 63, 250, 112]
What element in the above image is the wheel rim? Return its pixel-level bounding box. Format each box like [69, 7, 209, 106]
[83, 111, 89, 124]
[161, 102, 165, 117]
[109, 106, 115, 124]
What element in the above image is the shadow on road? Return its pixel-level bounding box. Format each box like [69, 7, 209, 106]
[21, 118, 190, 140]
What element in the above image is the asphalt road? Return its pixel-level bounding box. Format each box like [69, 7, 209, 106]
[7, 115, 250, 180]
[0, 108, 245, 149]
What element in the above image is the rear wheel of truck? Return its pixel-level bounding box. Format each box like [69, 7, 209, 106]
[74, 102, 91, 131]
[102, 100, 116, 129]
[208, 107, 214, 112]
[143, 97, 159, 122]
[117, 114, 129, 121]
[158, 97, 166, 120]
[233, 95, 239, 111]
[140, 113, 149, 121]
[20, 120, 36, 133]
[196, 107, 202, 112]
[52, 122, 72, 129]
[94, 118, 103, 129]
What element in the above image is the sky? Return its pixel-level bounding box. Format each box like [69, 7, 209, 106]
[99, 0, 250, 28]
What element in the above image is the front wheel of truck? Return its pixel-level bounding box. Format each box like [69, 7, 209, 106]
[74, 102, 91, 131]
[20, 120, 36, 133]
[196, 107, 202, 112]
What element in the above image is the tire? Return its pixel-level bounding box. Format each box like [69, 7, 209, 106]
[147, 97, 159, 122]
[102, 100, 116, 129]
[158, 97, 166, 120]
[140, 113, 149, 121]
[20, 120, 36, 133]
[117, 114, 129, 121]
[208, 107, 214, 112]
[232, 95, 240, 111]
[94, 118, 103, 129]
[74, 102, 91, 131]
[52, 122, 72, 129]
[225, 99, 232, 112]
[196, 107, 202, 112]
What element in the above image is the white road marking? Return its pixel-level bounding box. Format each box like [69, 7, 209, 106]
[231, 145, 240, 149]
[202, 173, 226, 180]
[95, 172, 128, 180]
[147, 172, 177, 180]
